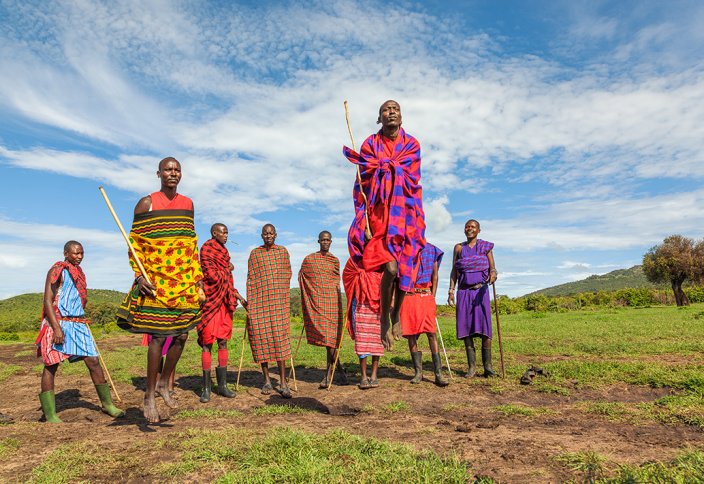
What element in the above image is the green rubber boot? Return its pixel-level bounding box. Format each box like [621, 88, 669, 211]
[39, 391, 62, 423]
[95, 384, 125, 418]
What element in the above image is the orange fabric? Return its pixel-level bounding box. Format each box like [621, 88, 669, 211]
[150, 191, 194, 210]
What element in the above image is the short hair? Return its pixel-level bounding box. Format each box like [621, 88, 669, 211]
[318, 230, 332, 239]
[379, 99, 400, 115]
[210, 223, 227, 236]
[465, 219, 481, 229]
[158, 156, 180, 171]
[262, 223, 276, 232]
[63, 240, 82, 253]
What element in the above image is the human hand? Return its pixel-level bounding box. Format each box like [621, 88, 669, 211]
[228, 262, 234, 271]
[447, 291, 455, 307]
[198, 287, 207, 304]
[136, 275, 156, 296]
[489, 270, 497, 285]
[52, 326, 64, 345]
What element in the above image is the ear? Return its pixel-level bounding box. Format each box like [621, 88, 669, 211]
[376, 116, 381, 124]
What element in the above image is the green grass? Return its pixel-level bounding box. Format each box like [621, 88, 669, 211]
[603, 450, 704, 483]
[0, 363, 21, 383]
[175, 408, 244, 419]
[29, 442, 106, 484]
[383, 401, 410, 413]
[582, 402, 633, 421]
[252, 404, 313, 416]
[158, 426, 470, 482]
[495, 404, 553, 417]
[0, 438, 19, 458]
[555, 451, 609, 483]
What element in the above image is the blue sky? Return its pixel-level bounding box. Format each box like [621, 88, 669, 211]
[1, 0, 703, 300]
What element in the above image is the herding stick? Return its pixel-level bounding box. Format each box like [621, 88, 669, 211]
[236, 321, 248, 391]
[327, 295, 345, 391]
[344, 101, 372, 241]
[491, 283, 506, 379]
[98, 186, 153, 286]
[92, 330, 122, 402]
[435, 317, 453, 381]
[286, 325, 305, 384]
[289, 357, 298, 392]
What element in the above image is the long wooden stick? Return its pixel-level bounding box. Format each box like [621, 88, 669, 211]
[435, 317, 453, 381]
[289, 357, 298, 392]
[327, 299, 345, 391]
[286, 325, 305, 383]
[92, 332, 122, 402]
[98, 186, 153, 286]
[344, 101, 372, 240]
[236, 322, 248, 391]
[491, 283, 506, 379]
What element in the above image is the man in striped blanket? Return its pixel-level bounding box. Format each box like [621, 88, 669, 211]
[298, 231, 347, 388]
[343, 100, 426, 351]
[246, 224, 293, 398]
[116, 157, 205, 423]
[36, 241, 124, 423]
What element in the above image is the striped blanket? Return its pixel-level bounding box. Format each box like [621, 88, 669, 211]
[246, 245, 292, 363]
[116, 209, 203, 336]
[455, 239, 494, 273]
[344, 128, 426, 292]
[298, 251, 343, 348]
[199, 238, 237, 330]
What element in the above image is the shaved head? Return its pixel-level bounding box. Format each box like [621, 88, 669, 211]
[211, 223, 227, 236]
[63, 240, 82, 253]
[158, 156, 180, 171]
[379, 99, 400, 115]
[318, 230, 331, 239]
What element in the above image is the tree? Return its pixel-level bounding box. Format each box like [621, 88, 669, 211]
[642, 235, 703, 306]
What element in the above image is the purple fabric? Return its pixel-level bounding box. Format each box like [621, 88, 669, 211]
[415, 242, 443, 286]
[147, 335, 174, 356]
[455, 242, 493, 339]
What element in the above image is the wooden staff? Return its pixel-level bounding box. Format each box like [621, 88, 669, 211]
[286, 326, 305, 383]
[491, 283, 506, 378]
[327, 308, 345, 391]
[344, 101, 372, 241]
[236, 321, 248, 391]
[435, 317, 453, 381]
[289, 357, 298, 392]
[92, 332, 122, 402]
[98, 186, 153, 286]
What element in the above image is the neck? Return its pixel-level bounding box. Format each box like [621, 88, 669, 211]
[161, 187, 178, 199]
[382, 126, 400, 140]
[466, 236, 478, 246]
[319, 249, 328, 255]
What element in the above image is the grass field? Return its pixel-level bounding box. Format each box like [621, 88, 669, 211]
[1, 303, 704, 482]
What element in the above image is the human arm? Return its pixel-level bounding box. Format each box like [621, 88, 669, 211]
[431, 261, 439, 298]
[43, 269, 63, 345]
[487, 250, 497, 285]
[234, 290, 248, 311]
[447, 244, 462, 306]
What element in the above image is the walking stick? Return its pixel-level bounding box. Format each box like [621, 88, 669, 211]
[344, 101, 372, 241]
[289, 357, 298, 392]
[287, 325, 305, 384]
[236, 321, 248, 391]
[98, 187, 153, 286]
[435, 317, 453, 381]
[327, 301, 345, 391]
[491, 283, 506, 379]
[91, 332, 122, 402]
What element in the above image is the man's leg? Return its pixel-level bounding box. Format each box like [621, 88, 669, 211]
[200, 343, 213, 403]
[144, 336, 167, 423]
[464, 336, 477, 378]
[408, 335, 422, 384]
[358, 357, 370, 389]
[391, 286, 406, 340]
[85, 356, 125, 417]
[379, 260, 398, 350]
[215, 339, 235, 398]
[321, 347, 333, 388]
[370, 356, 380, 387]
[261, 363, 273, 394]
[481, 336, 498, 378]
[427, 333, 448, 387]
[39, 364, 61, 423]
[157, 333, 188, 408]
[276, 359, 292, 398]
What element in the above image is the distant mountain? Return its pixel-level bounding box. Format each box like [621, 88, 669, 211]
[529, 265, 665, 296]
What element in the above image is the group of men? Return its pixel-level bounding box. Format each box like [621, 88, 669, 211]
[35, 100, 499, 424]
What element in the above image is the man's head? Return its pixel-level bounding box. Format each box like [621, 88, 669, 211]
[63, 240, 84, 266]
[318, 230, 332, 253]
[157, 157, 182, 190]
[261, 224, 277, 247]
[377, 100, 402, 128]
[464, 219, 481, 239]
[211, 223, 228, 245]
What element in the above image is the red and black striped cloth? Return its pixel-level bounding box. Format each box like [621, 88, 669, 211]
[298, 252, 343, 348]
[198, 238, 237, 330]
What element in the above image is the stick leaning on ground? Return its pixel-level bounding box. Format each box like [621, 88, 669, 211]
[491, 283, 506, 378]
[435, 317, 453, 381]
[236, 320, 248, 391]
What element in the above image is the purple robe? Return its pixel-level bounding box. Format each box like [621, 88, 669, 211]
[455, 240, 493, 339]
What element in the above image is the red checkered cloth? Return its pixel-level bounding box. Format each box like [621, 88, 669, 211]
[246, 245, 292, 363]
[198, 238, 237, 330]
[351, 302, 384, 357]
[298, 252, 343, 348]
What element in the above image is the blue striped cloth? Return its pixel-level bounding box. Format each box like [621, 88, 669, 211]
[52, 270, 97, 359]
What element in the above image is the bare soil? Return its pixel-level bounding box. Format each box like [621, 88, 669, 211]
[1, 337, 701, 483]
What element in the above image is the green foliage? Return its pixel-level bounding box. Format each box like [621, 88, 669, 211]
[383, 401, 410, 413]
[0, 438, 19, 458]
[0, 363, 22, 383]
[495, 404, 552, 417]
[602, 450, 704, 483]
[175, 409, 244, 419]
[30, 441, 106, 484]
[555, 451, 608, 483]
[531, 265, 663, 296]
[252, 404, 313, 416]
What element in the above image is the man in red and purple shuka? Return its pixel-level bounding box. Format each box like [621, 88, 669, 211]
[343, 100, 426, 352]
[197, 223, 247, 403]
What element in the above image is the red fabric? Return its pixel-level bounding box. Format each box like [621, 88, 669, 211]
[218, 348, 228, 368]
[197, 303, 233, 345]
[150, 191, 194, 210]
[35, 261, 88, 346]
[342, 257, 382, 340]
[199, 239, 237, 331]
[400, 291, 436, 336]
[201, 351, 212, 371]
[37, 320, 69, 365]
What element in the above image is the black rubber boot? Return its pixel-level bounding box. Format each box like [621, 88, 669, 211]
[482, 347, 498, 378]
[431, 352, 449, 387]
[410, 351, 423, 384]
[199, 370, 212, 403]
[95, 383, 125, 418]
[39, 391, 62, 423]
[215, 367, 236, 398]
[465, 343, 477, 378]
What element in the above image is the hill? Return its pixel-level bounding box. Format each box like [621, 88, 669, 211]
[530, 265, 665, 296]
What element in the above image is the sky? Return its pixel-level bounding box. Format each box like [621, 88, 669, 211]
[1, 0, 703, 301]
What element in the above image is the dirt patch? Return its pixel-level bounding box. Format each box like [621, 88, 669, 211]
[0, 342, 702, 483]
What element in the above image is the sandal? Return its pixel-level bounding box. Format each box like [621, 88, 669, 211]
[520, 368, 537, 385]
[358, 378, 371, 390]
[369, 378, 379, 388]
[261, 382, 273, 395]
[319, 376, 329, 389]
[276, 386, 292, 399]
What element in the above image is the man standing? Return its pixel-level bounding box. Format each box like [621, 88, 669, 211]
[198, 223, 247, 403]
[298, 231, 347, 388]
[246, 224, 293, 398]
[116, 157, 205, 423]
[36, 241, 124, 422]
[343, 100, 426, 350]
[400, 241, 449, 387]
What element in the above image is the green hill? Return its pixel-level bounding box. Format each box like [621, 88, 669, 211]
[530, 265, 665, 296]
[0, 289, 125, 332]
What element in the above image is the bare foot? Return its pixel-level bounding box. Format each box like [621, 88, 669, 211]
[261, 382, 273, 395]
[276, 385, 292, 399]
[143, 396, 160, 423]
[380, 314, 391, 347]
[156, 382, 178, 409]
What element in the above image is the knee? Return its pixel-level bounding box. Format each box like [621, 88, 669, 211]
[175, 333, 188, 346]
[217, 339, 228, 350]
[85, 357, 101, 369]
[384, 262, 398, 278]
[464, 337, 475, 349]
